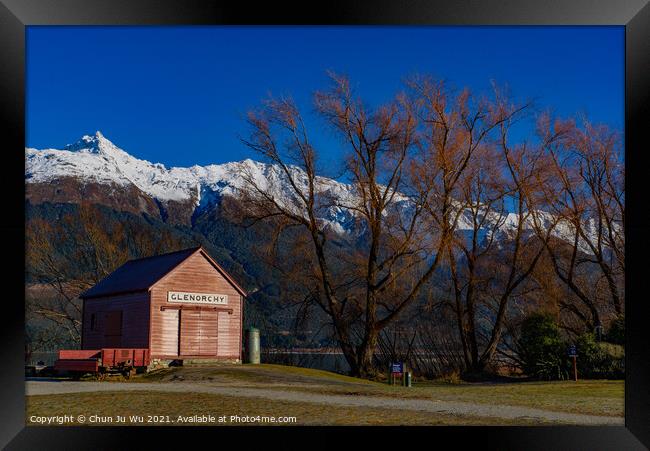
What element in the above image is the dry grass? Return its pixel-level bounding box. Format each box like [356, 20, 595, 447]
[278, 379, 624, 417]
[137, 363, 380, 387]
[30, 364, 622, 424]
[25, 391, 544, 426]
[133, 364, 623, 417]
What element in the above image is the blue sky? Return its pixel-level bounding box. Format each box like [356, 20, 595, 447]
[26, 26, 623, 169]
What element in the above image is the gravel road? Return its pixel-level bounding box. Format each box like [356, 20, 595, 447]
[26, 380, 622, 425]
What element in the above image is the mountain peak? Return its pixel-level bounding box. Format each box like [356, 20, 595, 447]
[64, 131, 117, 154]
[26, 131, 582, 249]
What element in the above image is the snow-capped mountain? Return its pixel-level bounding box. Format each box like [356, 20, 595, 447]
[25, 131, 588, 247]
[25, 131, 360, 231]
[28, 131, 266, 203]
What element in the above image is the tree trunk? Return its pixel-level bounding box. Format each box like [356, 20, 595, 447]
[355, 328, 379, 378]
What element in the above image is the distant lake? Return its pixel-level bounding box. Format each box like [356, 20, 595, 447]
[262, 350, 351, 374]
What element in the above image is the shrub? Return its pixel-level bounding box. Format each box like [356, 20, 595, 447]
[607, 315, 625, 345]
[438, 369, 462, 384]
[517, 312, 569, 380]
[575, 332, 624, 379]
[517, 313, 624, 380]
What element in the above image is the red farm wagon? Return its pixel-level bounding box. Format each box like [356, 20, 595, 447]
[54, 348, 150, 380]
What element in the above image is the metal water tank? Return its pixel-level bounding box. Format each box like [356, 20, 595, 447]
[246, 327, 260, 364]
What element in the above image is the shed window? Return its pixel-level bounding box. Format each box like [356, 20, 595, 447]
[90, 313, 96, 331]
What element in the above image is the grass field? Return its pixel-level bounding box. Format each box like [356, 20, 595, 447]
[135, 364, 624, 417]
[27, 391, 539, 426]
[26, 364, 623, 426]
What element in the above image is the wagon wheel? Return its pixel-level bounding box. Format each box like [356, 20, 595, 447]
[122, 368, 136, 380]
[95, 372, 107, 382]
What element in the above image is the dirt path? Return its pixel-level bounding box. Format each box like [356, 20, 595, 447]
[26, 381, 622, 425]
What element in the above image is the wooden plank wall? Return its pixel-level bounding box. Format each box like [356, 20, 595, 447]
[179, 310, 201, 355]
[149, 251, 243, 360]
[158, 308, 180, 355]
[81, 292, 150, 349]
[198, 310, 218, 355]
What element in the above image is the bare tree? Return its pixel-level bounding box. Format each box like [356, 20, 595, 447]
[25, 203, 188, 348]
[236, 74, 525, 377]
[444, 141, 510, 372]
[475, 114, 559, 371]
[536, 115, 624, 329]
[438, 88, 566, 373]
[26, 204, 128, 343]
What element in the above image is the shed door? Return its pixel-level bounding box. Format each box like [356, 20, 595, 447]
[179, 310, 218, 356]
[199, 311, 218, 356]
[104, 310, 123, 348]
[179, 310, 201, 355]
[159, 308, 180, 356]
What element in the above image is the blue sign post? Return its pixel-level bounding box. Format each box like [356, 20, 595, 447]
[390, 362, 404, 386]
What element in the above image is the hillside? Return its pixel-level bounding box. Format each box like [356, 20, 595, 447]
[26, 131, 575, 240]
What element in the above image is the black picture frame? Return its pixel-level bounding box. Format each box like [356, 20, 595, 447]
[2, 1, 648, 449]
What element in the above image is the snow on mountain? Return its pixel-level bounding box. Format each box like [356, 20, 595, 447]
[28, 131, 226, 202]
[25, 132, 360, 231]
[25, 132, 595, 250]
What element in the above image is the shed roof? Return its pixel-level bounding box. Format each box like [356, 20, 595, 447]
[80, 246, 247, 299]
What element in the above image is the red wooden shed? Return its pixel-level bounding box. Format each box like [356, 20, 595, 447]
[79, 246, 247, 364]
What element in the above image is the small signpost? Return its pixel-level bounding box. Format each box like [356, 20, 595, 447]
[389, 361, 411, 387]
[568, 344, 578, 382]
[389, 361, 403, 385]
